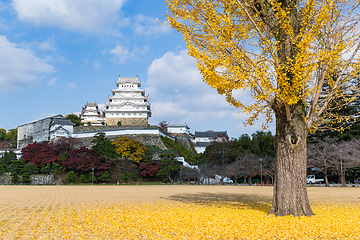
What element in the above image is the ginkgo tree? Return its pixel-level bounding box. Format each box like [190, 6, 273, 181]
[112, 137, 147, 163]
[166, 0, 360, 216]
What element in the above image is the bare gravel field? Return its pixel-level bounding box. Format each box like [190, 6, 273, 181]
[0, 185, 359, 209]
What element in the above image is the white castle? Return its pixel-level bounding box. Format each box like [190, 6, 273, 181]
[80, 102, 105, 126]
[80, 75, 151, 127]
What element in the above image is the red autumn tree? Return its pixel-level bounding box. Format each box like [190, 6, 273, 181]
[21, 142, 57, 167]
[62, 147, 111, 175]
[139, 161, 161, 177]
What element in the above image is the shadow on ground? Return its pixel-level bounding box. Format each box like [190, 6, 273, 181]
[164, 192, 272, 214]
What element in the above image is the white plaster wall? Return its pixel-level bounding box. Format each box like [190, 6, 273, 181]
[195, 137, 211, 142]
[73, 128, 162, 138]
[195, 146, 206, 154]
[168, 127, 187, 134]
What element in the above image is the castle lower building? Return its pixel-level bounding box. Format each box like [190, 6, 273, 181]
[17, 115, 74, 149]
[102, 76, 151, 126]
[80, 102, 105, 126]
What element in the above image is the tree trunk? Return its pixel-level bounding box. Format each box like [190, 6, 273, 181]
[270, 103, 314, 217]
[341, 169, 347, 187]
[324, 174, 329, 187]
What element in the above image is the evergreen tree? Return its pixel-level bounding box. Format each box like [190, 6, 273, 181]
[157, 153, 180, 183]
[98, 171, 110, 182]
[66, 171, 77, 184]
[24, 163, 39, 174]
[11, 172, 19, 184]
[65, 114, 83, 127]
[9, 159, 25, 174]
[92, 133, 118, 161]
[79, 174, 88, 183]
[22, 172, 31, 184]
[0, 151, 17, 173]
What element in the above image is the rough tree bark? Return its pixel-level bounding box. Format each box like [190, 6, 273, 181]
[270, 102, 314, 217]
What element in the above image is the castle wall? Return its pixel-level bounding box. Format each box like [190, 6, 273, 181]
[77, 134, 168, 150]
[105, 117, 148, 126]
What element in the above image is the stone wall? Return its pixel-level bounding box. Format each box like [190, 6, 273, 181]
[169, 133, 196, 154]
[0, 175, 11, 185]
[79, 134, 168, 150]
[30, 175, 55, 185]
[105, 117, 148, 127]
[0, 174, 55, 185]
[74, 125, 157, 132]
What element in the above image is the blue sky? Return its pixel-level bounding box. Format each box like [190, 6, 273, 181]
[0, 0, 275, 138]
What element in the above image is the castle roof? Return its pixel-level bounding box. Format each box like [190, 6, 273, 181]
[51, 118, 75, 126]
[115, 76, 141, 87]
[195, 131, 227, 138]
[168, 123, 190, 129]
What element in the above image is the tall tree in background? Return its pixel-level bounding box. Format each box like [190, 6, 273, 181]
[167, 0, 360, 216]
[331, 139, 360, 186]
[92, 132, 118, 161]
[307, 138, 335, 186]
[207, 134, 232, 167]
[157, 121, 169, 133]
[65, 114, 83, 127]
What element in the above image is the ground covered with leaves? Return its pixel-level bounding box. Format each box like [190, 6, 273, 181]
[0, 185, 359, 239]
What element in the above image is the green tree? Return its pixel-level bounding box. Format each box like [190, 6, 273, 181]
[79, 174, 88, 183]
[157, 153, 180, 183]
[22, 172, 31, 184]
[0, 150, 17, 172]
[251, 131, 275, 158]
[40, 163, 52, 174]
[7, 128, 17, 142]
[11, 172, 19, 184]
[92, 133, 118, 161]
[24, 163, 39, 174]
[0, 162, 7, 174]
[9, 159, 25, 174]
[121, 171, 134, 183]
[98, 171, 111, 183]
[0, 128, 8, 141]
[51, 163, 61, 175]
[65, 114, 83, 127]
[66, 171, 77, 184]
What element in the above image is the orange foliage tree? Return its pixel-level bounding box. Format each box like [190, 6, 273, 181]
[166, 0, 360, 216]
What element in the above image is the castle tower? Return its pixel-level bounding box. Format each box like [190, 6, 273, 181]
[80, 102, 105, 126]
[103, 75, 151, 126]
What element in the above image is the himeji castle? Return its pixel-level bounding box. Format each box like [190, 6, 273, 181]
[102, 75, 151, 126]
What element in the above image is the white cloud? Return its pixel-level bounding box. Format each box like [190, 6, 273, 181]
[109, 45, 135, 64]
[19, 37, 57, 51]
[146, 50, 239, 126]
[93, 60, 101, 69]
[47, 77, 58, 86]
[12, 0, 126, 33]
[133, 15, 171, 35]
[67, 82, 78, 89]
[144, 50, 276, 136]
[0, 35, 55, 92]
[38, 38, 56, 51]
